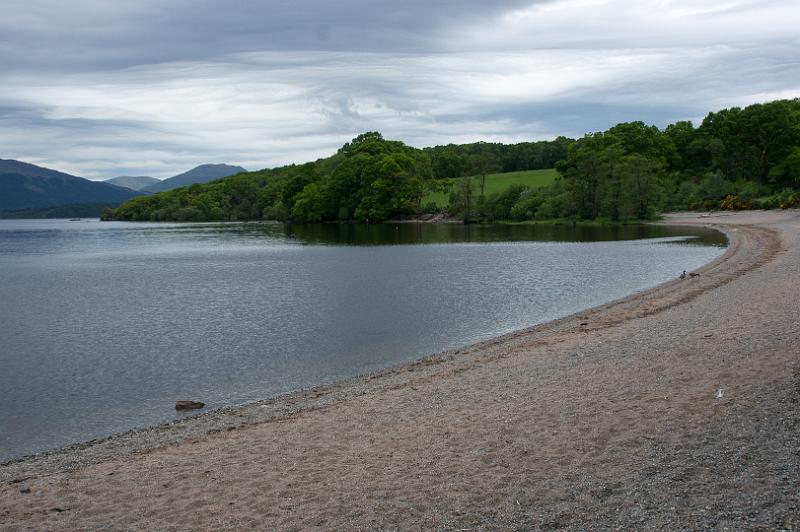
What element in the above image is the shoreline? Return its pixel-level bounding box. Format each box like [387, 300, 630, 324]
[2, 211, 797, 529]
[0, 221, 735, 476]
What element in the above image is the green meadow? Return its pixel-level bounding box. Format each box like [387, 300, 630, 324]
[423, 168, 559, 208]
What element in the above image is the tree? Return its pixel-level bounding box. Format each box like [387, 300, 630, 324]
[338, 131, 387, 156]
[664, 120, 696, 170]
[562, 133, 617, 219]
[619, 155, 664, 219]
[291, 183, 325, 222]
[769, 146, 800, 187]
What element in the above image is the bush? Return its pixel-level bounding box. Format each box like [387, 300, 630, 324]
[422, 201, 441, 214]
[263, 201, 289, 221]
[697, 172, 734, 200]
[719, 194, 748, 210]
[778, 189, 800, 209]
[509, 190, 543, 221]
[733, 180, 767, 201]
[534, 200, 554, 220]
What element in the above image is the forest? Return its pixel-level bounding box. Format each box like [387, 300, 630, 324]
[104, 99, 800, 223]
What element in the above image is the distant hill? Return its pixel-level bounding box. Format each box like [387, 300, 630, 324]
[142, 164, 246, 193]
[0, 159, 141, 211]
[105, 175, 160, 191]
[0, 202, 123, 219]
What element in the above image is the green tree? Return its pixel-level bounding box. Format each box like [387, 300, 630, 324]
[291, 183, 326, 222]
[769, 146, 800, 187]
[619, 155, 664, 219]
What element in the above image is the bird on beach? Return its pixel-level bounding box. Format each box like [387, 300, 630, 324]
[679, 270, 687, 279]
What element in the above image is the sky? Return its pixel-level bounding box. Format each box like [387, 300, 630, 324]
[0, 0, 798, 180]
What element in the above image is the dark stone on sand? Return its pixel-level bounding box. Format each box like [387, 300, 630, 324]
[175, 401, 205, 411]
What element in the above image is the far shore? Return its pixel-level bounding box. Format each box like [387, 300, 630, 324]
[2, 210, 798, 530]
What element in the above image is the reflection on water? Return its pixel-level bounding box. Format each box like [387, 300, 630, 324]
[263, 222, 727, 246]
[0, 219, 727, 252]
[0, 219, 725, 462]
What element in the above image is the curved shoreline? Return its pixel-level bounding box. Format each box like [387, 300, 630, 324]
[0, 218, 762, 477]
[2, 211, 797, 530]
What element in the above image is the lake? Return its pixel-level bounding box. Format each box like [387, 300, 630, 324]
[0, 219, 726, 462]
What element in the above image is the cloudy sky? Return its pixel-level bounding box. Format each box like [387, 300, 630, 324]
[1, 0, 798, 179]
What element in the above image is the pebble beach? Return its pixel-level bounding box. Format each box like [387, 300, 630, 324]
[1, 210, 798, 530]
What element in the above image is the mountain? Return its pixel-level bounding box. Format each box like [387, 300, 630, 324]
[0, 159, 142, 211]
[142, 164, 246, 193]
[105, 175, 160, 191]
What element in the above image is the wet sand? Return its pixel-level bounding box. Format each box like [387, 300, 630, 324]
[2, 210, 798, 530]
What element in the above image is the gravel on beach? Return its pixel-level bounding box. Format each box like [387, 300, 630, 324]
[1, 210, 798, 530]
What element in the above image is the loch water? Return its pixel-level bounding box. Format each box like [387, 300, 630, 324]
[0, 219, 726, 462]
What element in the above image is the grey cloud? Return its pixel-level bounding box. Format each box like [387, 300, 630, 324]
[0, 1, 798, 178]
[0, 0, 539, 72]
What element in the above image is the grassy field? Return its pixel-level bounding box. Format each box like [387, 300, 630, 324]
[423, 168, 558, 208]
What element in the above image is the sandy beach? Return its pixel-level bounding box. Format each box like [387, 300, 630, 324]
[2, 210, 798, 530]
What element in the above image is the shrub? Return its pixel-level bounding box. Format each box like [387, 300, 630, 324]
[422, 201, 441, 214]
[263, 201, 289, 221]
[719, 194, 748, 210]
[779, 191, 800, 209]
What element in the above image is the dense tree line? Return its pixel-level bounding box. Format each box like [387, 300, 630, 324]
[0, 202, 118, 219]
[423, 138, 571, 179]
[104, 99, 800, 223]
[448, 99, 800, 221]
[107, 132, 432, 222]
